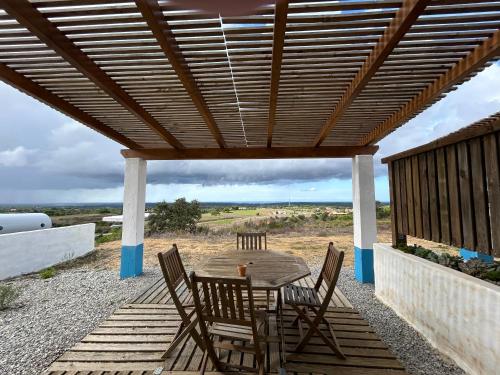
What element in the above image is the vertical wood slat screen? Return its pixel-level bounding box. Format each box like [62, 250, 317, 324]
[384, 123, 500, 257]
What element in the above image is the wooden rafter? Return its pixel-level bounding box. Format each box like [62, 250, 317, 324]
[135, 0, 226, 148]
[267, 0, 289, 148]
[0, 0, 184, 149]
[121, 145, 379, 160]
[313, 0, 432, 147]
[364, 30, 500, 145]
[0, 62, 141, 150]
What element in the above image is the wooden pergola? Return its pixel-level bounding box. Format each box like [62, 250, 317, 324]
[1, 0, 499, 281]
[0, 0, 498, 159]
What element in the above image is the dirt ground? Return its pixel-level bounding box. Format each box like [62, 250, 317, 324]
[90, 222, 460, 273]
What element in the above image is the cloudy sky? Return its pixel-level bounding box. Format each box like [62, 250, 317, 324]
[1, 62, 499, 204]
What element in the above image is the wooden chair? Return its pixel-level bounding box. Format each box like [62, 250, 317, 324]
[236, 232, 271, 307]
[237, 232, 267, 250]
[190, 272, 268, 375]
[157, 244, 205, 358]
[283, 242, 346, 359]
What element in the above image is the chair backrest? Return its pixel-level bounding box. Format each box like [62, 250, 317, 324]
[190, 273, 259, 329]
[157, 244, 191, 320]
[237, 232, 267, 250]
[314, 242, 344, 310]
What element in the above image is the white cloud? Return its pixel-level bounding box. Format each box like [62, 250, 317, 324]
[0, 146, 36, 167]
[378, 64, 500, 159]
[0, 62, 499, 203]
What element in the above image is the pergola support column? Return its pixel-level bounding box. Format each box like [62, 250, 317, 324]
[352, 155, 377, 283]
[120, 157, 147, 279]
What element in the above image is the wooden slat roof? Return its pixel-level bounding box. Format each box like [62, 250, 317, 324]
[0, 0, 499, 159]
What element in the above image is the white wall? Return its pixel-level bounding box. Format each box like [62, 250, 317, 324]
[0, 224, 95, 280]
[374, 243, 500, 375]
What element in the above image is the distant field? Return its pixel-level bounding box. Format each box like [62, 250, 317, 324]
[3, 203, 459, 272]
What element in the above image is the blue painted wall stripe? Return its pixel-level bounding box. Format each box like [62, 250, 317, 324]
[460, 248, 493, 263]
[354, 246, 374, 283]
[120, 243, 144, 279]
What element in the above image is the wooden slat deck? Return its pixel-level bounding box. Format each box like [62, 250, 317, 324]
[42, 276, 407, 375]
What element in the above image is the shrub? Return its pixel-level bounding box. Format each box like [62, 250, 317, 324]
[95, 227, 122, 244]
[483, 270, 500, 282]
[458, 258, 488, 277]
[414, 247, 432, 259]
[196, 225, 210, 235]
[438, 253, 462, 270]
[148, 198, 202, 234]
[0, 284, 19, 310]
[40, 267, 56, 279]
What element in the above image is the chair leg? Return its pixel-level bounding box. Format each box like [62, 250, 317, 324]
[293, 307, 345, 359]
[162, 317, 204, 359]
[200, 350, 209, 375]
[291, 307, 306, 327]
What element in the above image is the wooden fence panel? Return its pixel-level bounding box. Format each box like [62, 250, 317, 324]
[484, 133, 500, 257]
[457, 141, 475, 250]
[436, 148, 451, 245]
[412, 155, 423, 238]
[405, 158, 415, 236]
[383, 114, 499, 256]
[469, 138, 491, 252]
[427, 150, 441, 243]
[399, 159, 408, 235]
[418, 153, 431, 239]
[394, 161, 405, 244]
[446, 144, 462, 248]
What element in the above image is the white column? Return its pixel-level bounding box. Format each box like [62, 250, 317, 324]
[120, 157, 147, 278]
[352, 155, 377, 283]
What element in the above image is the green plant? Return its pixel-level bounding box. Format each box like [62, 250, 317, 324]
[426, 252, 439, 263]
[483, 270, 500, 282]
[414, 247, 432, 259]
[39, 267, 56, 279]
[397, 244, 416, 255]
[0, 284, 19, 310]
[437, 253, 462, 270]
[95, 227, 122, 244]
[148, 198, 202, 234]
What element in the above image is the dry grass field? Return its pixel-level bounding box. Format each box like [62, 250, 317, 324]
[91, 227, 457, 272]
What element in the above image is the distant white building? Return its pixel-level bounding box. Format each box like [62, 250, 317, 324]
[102, 213, 150, 223]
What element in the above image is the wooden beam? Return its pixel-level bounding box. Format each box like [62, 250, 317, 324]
[135, 0, 226, 148]
[0, 0, 183, 149]
[365, 30, 500, 145]
[121, 146, 379, 160]
[267, 0, 289, 148]
[313, 0, 432, 147]
[0, 62, 141, 149]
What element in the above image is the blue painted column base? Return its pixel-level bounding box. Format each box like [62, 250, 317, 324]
[460, 248, 493, 263]
[354, 247, 374, 283]
[120, 244, 144, 278]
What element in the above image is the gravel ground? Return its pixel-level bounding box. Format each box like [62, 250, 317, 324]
[0, 267, 161, 375]
[334, 267, 465, 375]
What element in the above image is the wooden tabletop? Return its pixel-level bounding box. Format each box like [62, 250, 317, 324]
[194, 250, 311, 290]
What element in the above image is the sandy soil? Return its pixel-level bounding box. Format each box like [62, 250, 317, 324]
[93, 229, 394, 270]
[90, 222, 460, 273]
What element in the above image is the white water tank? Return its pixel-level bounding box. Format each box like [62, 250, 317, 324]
[0, 213, 52, 234]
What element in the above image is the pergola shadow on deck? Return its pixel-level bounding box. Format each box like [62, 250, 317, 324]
[42, 276, 407, 375]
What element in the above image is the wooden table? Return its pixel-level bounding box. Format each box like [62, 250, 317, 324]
[194, 250, 311, 291]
